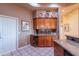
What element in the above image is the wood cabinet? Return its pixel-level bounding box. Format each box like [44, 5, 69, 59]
[38, 36, 53, 47]
[32, 11, 58, 47]
[33, 18, 57, 29]
[54, 42, 64, 56]
[38, 36, 44, 47]
[30, 35, 38, 47]
[45, 36, 53, 47]
[50, 19, 57, 29]
[30, 35, 54, 47]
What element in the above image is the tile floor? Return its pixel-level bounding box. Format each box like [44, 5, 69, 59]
[2, 44, 54, 56]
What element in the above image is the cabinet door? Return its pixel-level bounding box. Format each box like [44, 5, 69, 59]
[54, 42, 64, 56]
[38, 36, 54, 47]
[50, 19, 57, 29]
[45, 36, 52, 47]
[33, 19, 37, 29]
[33, 18, 57, 29]
[38, 36, 44, 47]
[44, 19, 50, 29]
[36, 19, 44, 29]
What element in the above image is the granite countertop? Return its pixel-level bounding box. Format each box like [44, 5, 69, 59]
[54, 39, 79, 56]
[31, 33, 57, 36]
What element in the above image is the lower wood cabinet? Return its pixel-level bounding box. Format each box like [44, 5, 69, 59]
[30, 35, 38, 47]
[38, 36, 53, 47]
[38, 36, 44, 47]
[30, 35, 54, 47]
[54, 42, 64, 56]
[45, 36, 52, 47]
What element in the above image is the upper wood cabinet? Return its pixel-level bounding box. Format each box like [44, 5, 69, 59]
[33, 18, 57, 29]
[33, 9, 58, 30]
[50, 19, 57, 29]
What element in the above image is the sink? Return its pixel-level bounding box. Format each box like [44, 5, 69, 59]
[67, 40, 79, 48]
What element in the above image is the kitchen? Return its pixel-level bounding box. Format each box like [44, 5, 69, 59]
[0, 3, 79, 56]
[30, 3, 79, 56]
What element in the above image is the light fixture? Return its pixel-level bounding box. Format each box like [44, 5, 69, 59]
[41, 25, 45, 29]
[48, 4, 60, 8]
[62, 10, 65, 12]
[29, 3, 40, 7]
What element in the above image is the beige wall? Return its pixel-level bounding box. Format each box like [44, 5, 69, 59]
[59, 8, 79, 40]
[0, 4, 33, 48]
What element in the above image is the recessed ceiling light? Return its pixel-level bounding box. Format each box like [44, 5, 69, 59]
[29, 3, 40, 7]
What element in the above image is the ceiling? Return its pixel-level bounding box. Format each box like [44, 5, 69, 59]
[60, 3, 79, 16]
[17, 3, 79, 15]
[18, 3, 76, 11]
[38, 3, 75, 7]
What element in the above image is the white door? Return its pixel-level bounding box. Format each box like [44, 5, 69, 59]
[0, 15, 18, 54]
[0, 17, 2, 54]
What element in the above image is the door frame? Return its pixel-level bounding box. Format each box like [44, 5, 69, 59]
[0, 15, 19, 49]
